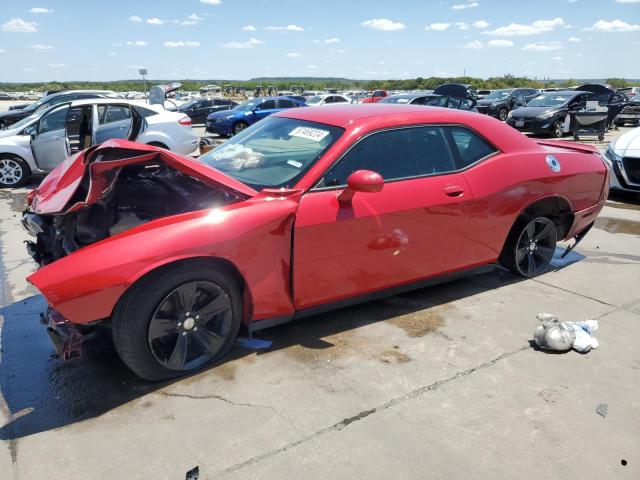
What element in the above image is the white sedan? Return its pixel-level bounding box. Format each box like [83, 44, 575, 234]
[0, 99, 199, 187]
[305, 94, 352, 106]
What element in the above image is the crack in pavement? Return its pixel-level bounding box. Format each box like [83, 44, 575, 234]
[531, 278, 615, 307]
[157, 391, 302, 436]
[218, 345, 529, 476]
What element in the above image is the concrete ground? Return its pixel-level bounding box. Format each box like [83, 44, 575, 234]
[0, 100, 639, 479]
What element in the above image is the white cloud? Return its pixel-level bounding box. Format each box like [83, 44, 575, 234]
[462, 40, 484, 49]
[164, 41, 200, 47]
[0, 49, 5, 53]
[413, 60, 424, 64]
[306, 64, 317, 70]
[487, 39, 514, 47]
[426, 23, 450, 31]
[325, 37, 340, 43]
[586, 19, 640, 32]
[473, 20, 489, 29]
[108, 51, 116, 56]
[378, 60, 386, 65]
[146, 17, 164, 25]
[362, 18, 405, 31]
[126, 41, 148, 46]
[129, 15, 142, 23]
[219, 37, 264, 48]
[1, 18, 38, 32]
[29, 44, 53, 49]
[616, 0, 640, 3]
[129, 65, 146, 69]
[49, 62, 65, 68]
[179, 14, 203, 25]
[264, 24, 304, 31]
[242, 25, 256, 31]
[29, 7, 52, 14]
[24, 67, 36, 72]
[456, 22, 469, 30]
[483, 17, 564, 36]
[335, 48, 345, 53]
[200, 0, 221, 4]
[568, 36, 580, 42]
[452, 1, 479, 9]
[522, 41, 564, 51]
[285, 52, 300, 57]
[551, 56, 563, 61]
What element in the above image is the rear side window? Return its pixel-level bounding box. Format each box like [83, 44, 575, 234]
[100, 105, 131, 124]
[260, 100, 277, 109]
[321, 126, 456, 187]
[277, 99, 296, 108]
[447, 127, 496, 168]
[134, 106, 158, 117]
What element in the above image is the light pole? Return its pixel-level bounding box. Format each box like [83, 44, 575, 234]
[139, 68, 148, 103]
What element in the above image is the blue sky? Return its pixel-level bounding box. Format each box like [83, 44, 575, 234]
[0, 0, 639, 82]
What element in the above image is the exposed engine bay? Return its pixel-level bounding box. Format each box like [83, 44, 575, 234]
[23, 162, 244, 265]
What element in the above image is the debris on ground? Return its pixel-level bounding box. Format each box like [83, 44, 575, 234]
[533, 313, 599, 353]
[186, 466, 199, 480]
[596, 403, 608, 418]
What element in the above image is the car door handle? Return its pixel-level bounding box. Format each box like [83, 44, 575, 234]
[443, 185, 465, 197]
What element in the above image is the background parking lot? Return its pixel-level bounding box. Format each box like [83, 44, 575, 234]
[0, 99, 639, 479]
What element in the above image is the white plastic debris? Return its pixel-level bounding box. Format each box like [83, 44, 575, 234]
[534, 313, 599, 353]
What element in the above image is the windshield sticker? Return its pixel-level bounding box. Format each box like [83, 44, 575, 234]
[397, 98, 410, 104]
[289, 126, 329, 141]
[287, 160, 302, 168]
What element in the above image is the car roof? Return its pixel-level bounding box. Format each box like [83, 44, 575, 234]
[46, 89, 114, 98]
[275, 104, 488, 129]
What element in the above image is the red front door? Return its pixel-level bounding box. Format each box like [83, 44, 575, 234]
[292, 174, 473, 309]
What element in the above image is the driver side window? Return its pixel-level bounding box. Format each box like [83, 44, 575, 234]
[320, 126, 456, 187]
[38, 106, 69, 134]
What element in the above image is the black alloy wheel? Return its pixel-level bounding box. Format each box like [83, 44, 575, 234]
[148, 280, 233, 372]
[498, 107, 509, 121]
[512, 217, 557, 277]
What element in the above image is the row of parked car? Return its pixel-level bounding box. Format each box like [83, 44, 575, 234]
[0, 89, 199, 187]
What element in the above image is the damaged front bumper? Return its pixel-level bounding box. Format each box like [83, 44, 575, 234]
[41, 307, 83, 361]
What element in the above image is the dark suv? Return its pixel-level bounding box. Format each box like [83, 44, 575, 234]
[0, 90, 117, 129]
[476, 88, 539, 121]
[178, 98, 238, 124]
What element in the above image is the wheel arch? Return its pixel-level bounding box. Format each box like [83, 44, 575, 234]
[505, 195, 574, 249]
[118, 255, 253, 324]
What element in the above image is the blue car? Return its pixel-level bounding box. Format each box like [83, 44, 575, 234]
[205, 96, 306, 136]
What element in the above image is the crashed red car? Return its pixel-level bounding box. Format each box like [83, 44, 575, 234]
[23, 104, 608, 380]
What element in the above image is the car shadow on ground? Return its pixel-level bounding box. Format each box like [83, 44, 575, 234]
[0, 249, 578, 441]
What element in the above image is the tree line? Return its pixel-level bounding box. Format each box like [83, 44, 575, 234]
[0, 76, 637, 93]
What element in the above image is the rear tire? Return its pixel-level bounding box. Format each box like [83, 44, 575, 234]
[0, 155, 30, 188]
[112, 262, 242, 381]
[500, 217, 557, 278]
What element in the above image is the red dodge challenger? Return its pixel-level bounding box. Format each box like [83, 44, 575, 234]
[22, 104, 608, 380]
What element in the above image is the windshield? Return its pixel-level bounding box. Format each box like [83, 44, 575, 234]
[380, 96, 412, 104]
[199, 116, 344, 190]
[233, 99, 262, 112]
[23, 95, 51, 112]
[485, 89, 512, 100]
[306, 96, 323, 104]
[526, 93, 574, 108]
[6, 113, 40, 130]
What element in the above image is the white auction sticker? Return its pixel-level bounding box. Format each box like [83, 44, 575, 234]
[289, 126, 329, 141]
[287, 160, 303, 168]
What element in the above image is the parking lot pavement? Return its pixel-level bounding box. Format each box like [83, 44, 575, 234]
[1, 102, 639, 479]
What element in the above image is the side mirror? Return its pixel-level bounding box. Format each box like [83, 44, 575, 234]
[337, 170, 383, 203]
[24, 125, 37, 136]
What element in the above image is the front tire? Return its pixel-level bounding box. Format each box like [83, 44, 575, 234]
[0, 155, 31, 188]
[112, 262, 242, 381]
[500, 217, 557, 278]
[551, 120, 564, 138]
[498, 108, 509, 122]
[232, 121, 248, 135]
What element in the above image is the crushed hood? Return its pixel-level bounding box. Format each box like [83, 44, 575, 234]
[30, 139, 257, 215]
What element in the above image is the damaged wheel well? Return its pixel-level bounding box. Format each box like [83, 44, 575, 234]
[520, 196, 574, 240]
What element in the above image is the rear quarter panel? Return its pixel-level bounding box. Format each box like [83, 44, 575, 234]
[459, 148, 606, 265]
